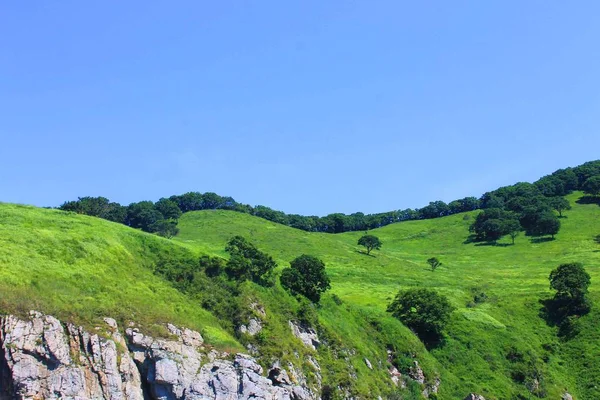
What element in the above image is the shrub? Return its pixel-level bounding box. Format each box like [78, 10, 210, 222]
[387, 288, 454, 344]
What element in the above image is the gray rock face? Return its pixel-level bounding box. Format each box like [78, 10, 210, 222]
[0, 311, 144, 400]
[0, 312, 315, 400]
[464, 394, 486, 400]
[288, 321, 320, 351]
[238, 318, 263, 336]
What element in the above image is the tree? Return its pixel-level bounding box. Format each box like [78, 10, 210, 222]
[582, 176, 600, 196]
[280, 255, 331, 303]
[550, 263, 591, 301]
[224, 236, 276, 284]
[470, 208, 519, 243]
[126, 201, 164, 232]
[59, 196, 126, 223]
[427, 257, 442, 272]
[527, 211, 560, 239]
[549, 197, 571, 217]
[387, 288, 454, 344]
[358, 234, 382, 255]
[595, 234, 600, 245]
[150, 219, 179, 238]
[503, 219, 522, 245]
[155, 198, 182, 220]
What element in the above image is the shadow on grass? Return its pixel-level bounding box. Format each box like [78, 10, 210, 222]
[354, 250, 376, 258]
[463, 235, 477, 244]
[539, 296, 591, 340]
[576, 195, 600, 205]
[474, 242, 513, 247]
[530, 237, 556, 244]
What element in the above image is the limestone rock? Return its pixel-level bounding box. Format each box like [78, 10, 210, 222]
[125, 326, 315, 400]
[408, 361, 425, 384]
[0, 313, 143, 400]
[239, 318, 263, 336]
[288, 321, 320, 350]
[464, 394, 486, 400]
[1, 312, 316, 400]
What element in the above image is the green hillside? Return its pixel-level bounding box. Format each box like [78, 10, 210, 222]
[1, 191, 599, 399]
[175, 191, 600, 399]
[0, 203, 239, 349]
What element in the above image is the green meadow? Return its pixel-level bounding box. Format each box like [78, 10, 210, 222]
[175, 191, 600, 399]
[0, 191, 598, 398]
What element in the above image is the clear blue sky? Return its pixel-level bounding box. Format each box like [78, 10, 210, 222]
[1, 1, 599, 215]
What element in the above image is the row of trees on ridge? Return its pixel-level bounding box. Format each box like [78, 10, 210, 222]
[58, 160, 600, 237]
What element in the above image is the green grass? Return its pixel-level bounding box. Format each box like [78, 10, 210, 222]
[0, 203, 240, 350]
[176, 192, 600, 399]
[1, 192, 599, 399]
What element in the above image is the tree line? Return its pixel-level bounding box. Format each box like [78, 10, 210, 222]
[58, 160, 600, 237]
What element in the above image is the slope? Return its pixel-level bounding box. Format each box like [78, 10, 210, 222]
[176, 191, 600, 399]
[0, 203, 239, 349]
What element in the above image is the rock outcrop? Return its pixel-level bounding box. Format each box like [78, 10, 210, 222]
[0, 312, 315, 400]
[464, 394, 486, 400]
[0, 311, 143, 400]
[288, 321, 320, 351]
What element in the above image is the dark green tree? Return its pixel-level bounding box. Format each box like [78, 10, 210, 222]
[170, 192, 204, 212]
[59, 196, 126, 223]
[527, 211, 560, 239]
[155, 198, 182, 220]
[224, 236, 276, 284]
[595, 234, 600, 245]
[550, 263, 591, 301]
[387, 288, 454, 344]
[549, 197, 571, 217]
[199, 255, 225, 278]
[280, 255, 331, 303]
[427, 257, 442, 272]
[126, 201, 164, 232]
[357, 234, 382, 255]
[150, 219, 179, 238]
[582, 176, 600, 196]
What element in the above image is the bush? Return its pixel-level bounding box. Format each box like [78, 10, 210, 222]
[224, 236, 276, 285]
[387, 288, 454, 345]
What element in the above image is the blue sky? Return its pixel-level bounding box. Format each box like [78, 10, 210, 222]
[1, 1, 599, 215]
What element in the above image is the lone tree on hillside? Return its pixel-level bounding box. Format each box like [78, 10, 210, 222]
[387, 288, 454, 345]
[583, 176, 600, 196]
[280, 254, 331, 303]
[427, 257, 442, 272]
[543, 262, 592, 338]
[358, 234, 382, 255]
[595, 234, 600, 245]
[550, 263, 591, 302]
[224, 236, 276, 285]
[549, 197, 571, 217]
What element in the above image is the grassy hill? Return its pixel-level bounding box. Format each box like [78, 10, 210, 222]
[175, 191, 600, 399]
[1, 191, 598, 399]
[0, 203, 239, 349]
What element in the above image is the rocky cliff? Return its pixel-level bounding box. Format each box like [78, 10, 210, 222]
[0, 312, 314, 400]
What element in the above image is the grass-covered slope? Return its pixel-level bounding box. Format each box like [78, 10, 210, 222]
[1, 191, 598, 399]
[176, 192, 600, 399]
[0, 203, 239, 349]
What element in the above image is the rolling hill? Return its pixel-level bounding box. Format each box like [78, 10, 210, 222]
[0, 191, 598, 399]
